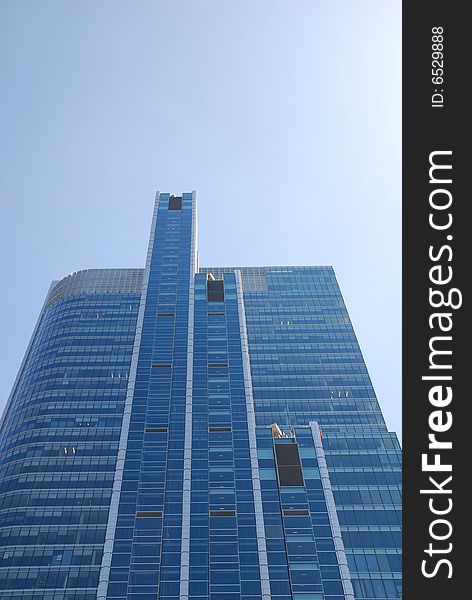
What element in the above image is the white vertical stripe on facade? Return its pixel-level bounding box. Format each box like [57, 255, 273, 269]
[310, 421, 355, 600]
[96, 194, 160, 600]
[179, 192, 198, 600]
[235, 269, 272, 600]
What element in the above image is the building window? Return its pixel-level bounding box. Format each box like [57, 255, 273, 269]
[168, 196, 182, 210]
[145, 427, 168, 433]
[207, 279, 224, 302]
[209, 510, 236, 517]
[274, 442, 304, 486]
[136, 511, 163, 517]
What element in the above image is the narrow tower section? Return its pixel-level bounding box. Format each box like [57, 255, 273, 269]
[100, 193, 197, 600]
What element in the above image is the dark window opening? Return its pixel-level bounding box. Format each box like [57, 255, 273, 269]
[209, 427, 232, 432]
[145, 427, 168, 433]
[208, 363, 228, 368]
[168, 196, 182, 210]
[136, 511, 162, 517]
[151, 364, 172, 368]
[158, 313, 175, 317]
[274, 442, 304, 486]
[207, 279, 224, 302]
[210, 510, 236, 517]
[208, 312, 225, 316]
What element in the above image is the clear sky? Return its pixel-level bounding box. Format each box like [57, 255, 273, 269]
[0, 1, 401, 437]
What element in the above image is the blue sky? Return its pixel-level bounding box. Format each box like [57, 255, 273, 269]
[0, 1, 401, 436]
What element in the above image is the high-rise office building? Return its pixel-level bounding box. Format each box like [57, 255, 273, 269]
[0, 193, 401, 600]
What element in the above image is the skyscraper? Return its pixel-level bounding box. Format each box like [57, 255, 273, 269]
[0, 192, 401, 600]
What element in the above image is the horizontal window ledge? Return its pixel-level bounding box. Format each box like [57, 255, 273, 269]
[145, 428, 168, 433]
[136, 511, 163, 517]
[210, 510, 236, 517]
[283, 509, 310, 516]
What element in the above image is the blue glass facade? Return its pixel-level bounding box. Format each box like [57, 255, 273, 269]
[202, 267, 402, 600]
[0, 193, 401, 600]
[0, 269, 143, 598]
